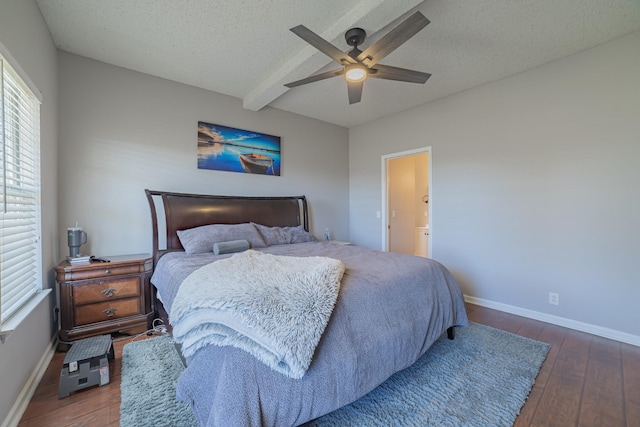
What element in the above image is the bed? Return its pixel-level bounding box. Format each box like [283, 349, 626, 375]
[145, 189, 468, 427]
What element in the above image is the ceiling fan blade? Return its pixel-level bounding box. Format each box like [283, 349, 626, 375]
[290, 25, 356, 65]
[357, 11, 430, 68]
[347, 81, 363, 104]
[369, 64, 431, 84]
[284, 68, 345, 88]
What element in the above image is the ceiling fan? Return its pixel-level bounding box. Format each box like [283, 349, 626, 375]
[284, 11, 432, 104]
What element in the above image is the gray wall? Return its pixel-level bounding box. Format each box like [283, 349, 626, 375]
[349, 31, 640, 340]
[0, 0, 58, 423]
[58, 53, 349, 258]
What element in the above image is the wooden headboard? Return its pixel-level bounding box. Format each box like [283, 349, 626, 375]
[145, 189, 309, 266]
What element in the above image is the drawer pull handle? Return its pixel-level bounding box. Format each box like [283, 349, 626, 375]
[101, 288, 116, 297]
[103, 308, 116, 317]
[104, 269, 111, 274]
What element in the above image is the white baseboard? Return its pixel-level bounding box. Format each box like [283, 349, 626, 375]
[1, 338, 57, 427]
[465, 295, 640, 347]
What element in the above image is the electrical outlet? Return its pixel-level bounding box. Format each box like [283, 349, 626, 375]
[548, 292, 559, 306]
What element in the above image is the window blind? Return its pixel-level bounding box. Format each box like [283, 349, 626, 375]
[0, 56, 42, 324]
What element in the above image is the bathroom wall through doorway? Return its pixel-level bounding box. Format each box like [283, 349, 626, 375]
[381, 147, 431, 256]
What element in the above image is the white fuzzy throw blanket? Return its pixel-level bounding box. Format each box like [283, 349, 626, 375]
[170, 250, 345, 379]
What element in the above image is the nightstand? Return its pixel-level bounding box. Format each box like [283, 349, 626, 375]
[56, 253, 154, 342]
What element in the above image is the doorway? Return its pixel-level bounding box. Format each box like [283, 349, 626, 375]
[381, 147, 431, 256]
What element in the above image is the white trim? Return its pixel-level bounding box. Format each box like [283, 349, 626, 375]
[381, 147, 431, 252]
[0, 337, 57, 427]
[465, 295, 640, 347]
[0, 290, 51, 343]
[0, 41, 42, 103]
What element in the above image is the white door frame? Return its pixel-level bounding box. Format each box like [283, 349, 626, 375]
[381, 146, 432, 252]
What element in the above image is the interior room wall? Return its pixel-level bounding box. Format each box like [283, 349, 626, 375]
[57, 52, 349, 258]
[0, 0, 58, 423]
[349, 31, 640, 341]
[414, 153, 429, 227]
[387, 156, 416, 255]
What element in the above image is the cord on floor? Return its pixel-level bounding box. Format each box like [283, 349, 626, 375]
[130, 318, 170, 342]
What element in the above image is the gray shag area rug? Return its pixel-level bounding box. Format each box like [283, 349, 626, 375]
[120, 322, 549, 427]
[120, 336, 196, 427]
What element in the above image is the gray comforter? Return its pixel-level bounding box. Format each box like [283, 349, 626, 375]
[151, 242, 468, 427]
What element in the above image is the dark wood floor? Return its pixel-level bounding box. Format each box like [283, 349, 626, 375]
[18, 303, 640, 426]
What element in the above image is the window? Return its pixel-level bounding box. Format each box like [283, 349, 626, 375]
[0, 53, 42, 327]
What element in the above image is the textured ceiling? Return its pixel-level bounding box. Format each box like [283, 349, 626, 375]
[36, 0, 640, 128]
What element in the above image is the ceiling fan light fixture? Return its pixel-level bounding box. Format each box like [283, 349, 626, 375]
[285, 12, 431, 103]
[345, 64, 367, 83]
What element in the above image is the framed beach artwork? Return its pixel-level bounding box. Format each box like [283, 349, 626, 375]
[197, 121, 281, 176]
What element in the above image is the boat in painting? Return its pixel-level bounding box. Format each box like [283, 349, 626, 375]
[239, 153, 274, 174]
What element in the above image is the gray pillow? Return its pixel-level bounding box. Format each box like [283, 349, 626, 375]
[252, 223, 317, 246]
[177, 223, 266, 254]
[213, 239, 250, 255]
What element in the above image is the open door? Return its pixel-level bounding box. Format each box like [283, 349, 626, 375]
[381, 147, 431, 257]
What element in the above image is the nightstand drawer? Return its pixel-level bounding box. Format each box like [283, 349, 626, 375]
[73, 277, 140, 305]
[58, 263, 147, 281]
[74, 297, 141, 326]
